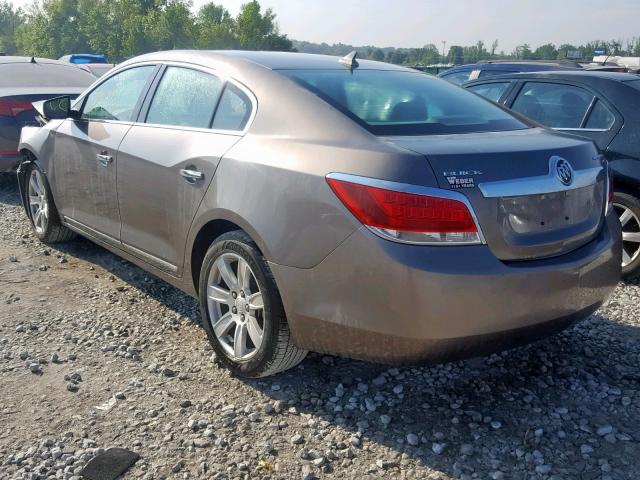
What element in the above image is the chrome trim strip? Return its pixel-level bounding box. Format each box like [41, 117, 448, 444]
[552, 127, 609, 133]
[64, 216, 118, 246]
[326, 172, 486, 245]
[478, 156, 602, 198]
[121, 242, 178, 273]
[63, 216, 178, 273]
[71, 60, 257, 135]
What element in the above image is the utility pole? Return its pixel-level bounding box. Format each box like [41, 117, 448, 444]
[441, 41, 447, 64]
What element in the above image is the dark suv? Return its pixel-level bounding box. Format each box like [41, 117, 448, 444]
[465, 71, 640, 277]
[438, 61, 581, 85]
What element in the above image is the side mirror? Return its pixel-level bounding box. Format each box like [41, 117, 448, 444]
[42, 96, 73, 120]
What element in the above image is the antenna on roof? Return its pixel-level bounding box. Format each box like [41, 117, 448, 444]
[30, 56, 37, 64]
[339, 51, 359, 70]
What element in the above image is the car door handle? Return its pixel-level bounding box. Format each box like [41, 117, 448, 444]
[180, 168, 204, 182]
[96, 153, 113, 167]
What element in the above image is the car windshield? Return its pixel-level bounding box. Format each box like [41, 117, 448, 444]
[284, 69, 527, 136]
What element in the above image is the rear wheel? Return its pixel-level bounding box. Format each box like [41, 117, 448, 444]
[612, 191, 640, 279]
[198, 231, 307, 377]
[25, 164, 76, 244]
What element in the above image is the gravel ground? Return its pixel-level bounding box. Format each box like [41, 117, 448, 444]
[1, 173, 639, 480]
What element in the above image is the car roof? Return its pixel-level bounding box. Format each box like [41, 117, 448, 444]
[443, 62, 578, 73]
[0, 56, 76, 66]
[122, 50, 413, 72]
[465, 70, 640, 84]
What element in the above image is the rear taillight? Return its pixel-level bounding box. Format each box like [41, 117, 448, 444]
[326, 173, 483, 245]
[607, 173, 614, 212]
[0, 98, 33, 117]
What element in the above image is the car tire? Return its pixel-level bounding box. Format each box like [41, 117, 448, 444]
[24, 163, 76, 244]
[612, 190, 640, 279]
[198, 230, 307, 377]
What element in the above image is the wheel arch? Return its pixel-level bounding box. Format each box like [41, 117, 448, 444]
[188, 213, 270, 295]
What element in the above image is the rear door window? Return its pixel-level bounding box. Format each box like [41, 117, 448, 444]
[146, 67, 223, 129]
[467, 82, 512, 102]
[511, 82, 594, 128]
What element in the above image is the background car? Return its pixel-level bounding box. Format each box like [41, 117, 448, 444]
[0, 56, 96, 173]
[438, 60, 582, 85]
[439, 60, 627, 85]
[17, 51, 620, 378]
[464, 71, 640, 277]
[59, 53, 109, 65]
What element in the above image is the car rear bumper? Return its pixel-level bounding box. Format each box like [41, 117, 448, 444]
[0, 153, 21, 172]
[270, 210, 621, 364]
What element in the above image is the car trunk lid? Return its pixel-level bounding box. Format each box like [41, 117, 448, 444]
[384, 128, 607, 261]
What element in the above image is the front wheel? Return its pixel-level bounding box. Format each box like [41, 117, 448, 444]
[24, 163, 76, 244]
[198, 231, 307, 377]
[612, 191, 640, 279]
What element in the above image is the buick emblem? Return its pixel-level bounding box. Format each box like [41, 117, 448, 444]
[555, 158, 573, 186]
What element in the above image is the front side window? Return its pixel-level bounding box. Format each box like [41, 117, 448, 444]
[285, 69, 526, 136]
[511, 82, 594, 129]
[585, 99, 616, 130]
[468, 82, 512, 102]
[82, 66, 155, 122]
[146, 67, 223, 129]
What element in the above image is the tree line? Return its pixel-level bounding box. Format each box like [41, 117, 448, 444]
[0, 0, 293, 60]
[1, 0, 639, 65]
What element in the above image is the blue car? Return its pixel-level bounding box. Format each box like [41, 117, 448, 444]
[59, 53, 108, 65]
[439, 61, 581, 85]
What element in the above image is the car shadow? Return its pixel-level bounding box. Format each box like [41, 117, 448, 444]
[2, 184, 639, 478]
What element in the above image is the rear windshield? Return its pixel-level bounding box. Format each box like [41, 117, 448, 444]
[624, 79, 640, 90]
[284, 69, 527, 136]
[0, 63, 95, 88]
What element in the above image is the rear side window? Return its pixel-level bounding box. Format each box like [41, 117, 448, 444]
[511, 82, 593, 128]
[82, 66, 155, 122]
[285, 69, 526, 136]
[146, 67, 223, 129]
[439, 70, 472, 85]
[0, 63, 95, 88]
[585, 99, 615, 130]
[467, 82, 511, 102]
[211, 84, 252, 131]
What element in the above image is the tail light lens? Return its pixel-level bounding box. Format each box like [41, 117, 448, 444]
[607, 173, 614, 212]
[326, 174, 482, 245]
[0, 98, 33, 117]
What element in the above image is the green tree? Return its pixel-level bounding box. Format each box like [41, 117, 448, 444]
[533, 43, 558, 60]
[447, 45, 463, 64]
[235, 0, 292, 51]
[0, 1, 23, 54]
[196, 3, 236, 49]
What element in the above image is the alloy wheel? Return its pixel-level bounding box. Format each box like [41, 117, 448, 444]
[206, 253, 265, 361]
[28, 169, 49, 235]
[613, 203, 640, 268]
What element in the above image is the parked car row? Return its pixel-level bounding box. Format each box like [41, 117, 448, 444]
[15, 50, 621, 377]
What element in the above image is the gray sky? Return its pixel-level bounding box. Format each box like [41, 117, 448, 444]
[7, 0, 640, 52]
